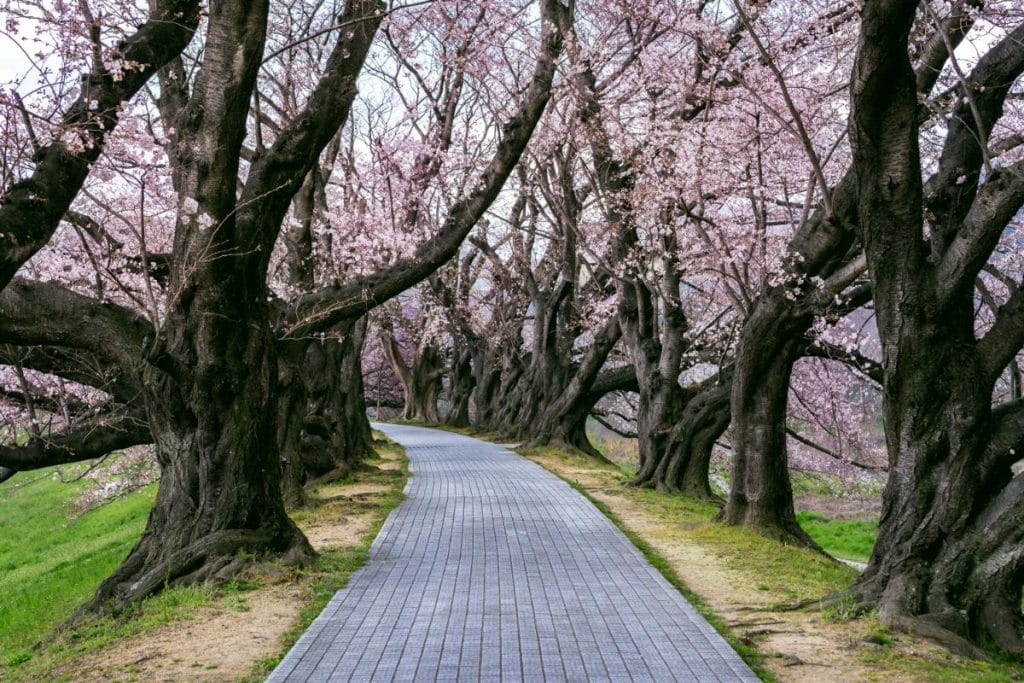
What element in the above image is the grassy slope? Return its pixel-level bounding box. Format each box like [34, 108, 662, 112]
[795, 511, 878, 564]
[588, 424, 883, 564]
[0, 435, 409, 682]
[0, 468, 155, 666]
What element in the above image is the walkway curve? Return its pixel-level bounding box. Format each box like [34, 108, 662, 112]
[269, 423, 757, 682]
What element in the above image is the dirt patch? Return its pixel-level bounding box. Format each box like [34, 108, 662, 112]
[304, 511, 375, 550]
[529, 453, 951, 682]
[65, 585, 304, 682]
[370, 446, 404, 471]
[320, 481, 392, 498]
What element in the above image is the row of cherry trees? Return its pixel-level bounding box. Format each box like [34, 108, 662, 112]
[1, 0, 1022, 655]
[361, 0, 1024, 655]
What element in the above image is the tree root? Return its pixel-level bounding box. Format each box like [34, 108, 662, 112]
[883, 614, 991, 661]
[304, 465, 356, 489]
[66, 526, 315, 625]
[767, 589, 865, 613]
[771, 589, 1002, 661]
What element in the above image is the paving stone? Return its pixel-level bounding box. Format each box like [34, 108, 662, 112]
[268, 423, 758, 682]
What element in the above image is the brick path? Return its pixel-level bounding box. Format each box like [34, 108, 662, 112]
[268, 423, 758, 682]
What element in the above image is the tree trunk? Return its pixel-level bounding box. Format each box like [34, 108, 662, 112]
[470, 346, 503, 427]
[619, 273, 724, 499]
[445, 345, 474, 427]
[525, 317, 623, 461]
[851, 320, 1024, 655]
[382, 327, 443, 423]
[302, 319, 373, 483]
[847, 3, 1024, 653]
[278, 338, 311, 508]
[721, 292, 820, 548]
[398, 344, 442, 423]
[638, 371, 731, 501]
[85, 291, 313, 613]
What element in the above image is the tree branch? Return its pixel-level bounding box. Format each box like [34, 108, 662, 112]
[280, 0, 571, 336]
[239, 0, 385, 259]
[923, 23, 1024, 246]
[0, 405, 151, 473]
[978, 281, 1024, 383]
[936, 157, 1024, 304]
[0, 279, 152, 370]
[0, 0, 202, 290]
[914, 0, 982, 96]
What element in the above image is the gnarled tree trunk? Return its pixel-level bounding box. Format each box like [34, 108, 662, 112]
[637, 370, 731, 500]
[278, 338, 312, 508]
[851, 323, 1022, 654]
[446, 344, 475, 427]
[303, 318, 373, 483]
[381, 325, 444, 423]
[88, 287, 313, 612]
[721, 293, 818, 546]
[848, 4, 1024, 653]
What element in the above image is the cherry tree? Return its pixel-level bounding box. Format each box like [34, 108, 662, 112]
[847, 0, 1024, 655]
[0, 0, 571, 612]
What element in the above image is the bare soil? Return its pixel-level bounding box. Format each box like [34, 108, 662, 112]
[63, 584, 305, 682]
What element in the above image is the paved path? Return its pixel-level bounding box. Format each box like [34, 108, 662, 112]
[269, 423, 757, 682]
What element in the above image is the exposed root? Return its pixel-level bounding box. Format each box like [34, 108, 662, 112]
[768, 589, 862, 613]
[67, 527, 314, 625]
[304, 465, 356, 489]
[883, 614, 990, 661]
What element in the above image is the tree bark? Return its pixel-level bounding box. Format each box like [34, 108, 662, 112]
[302, 319, 373, 482]
[847, 2, 1024, 653]
[721, 295, 819, 546]
[87, 287, 313, 612]
[633, 370, 731, 501]
[277, 338, 311, 508]
[381, 326, 443, 423]
[445, 345, 474, 427]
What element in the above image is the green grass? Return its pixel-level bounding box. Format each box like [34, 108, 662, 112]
[858, 636, 1024, 682]
[796, 511, 878, 563]
[618, 479, 859, 603]
[518, 443, 1024, 681]
[0, 467, 156, 669]
[790, 469, 884, 499]
[1, 434, 410, 682]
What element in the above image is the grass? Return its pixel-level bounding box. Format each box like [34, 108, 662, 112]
[790, 469, 884, 499]
[1, 434, 410, 682]
[516, 443, 1024, 682]
[796, 510, 878, 563]
[858, 643, 1024, 682]
[0, 465, 156, 669]
[526, 445, 856, 603]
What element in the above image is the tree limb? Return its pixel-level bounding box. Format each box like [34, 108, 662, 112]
[0, 0, 202, 290]
[0, 405, 151, 473]
[280, 0, 571, 336]
[0, 279, 152, 370]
